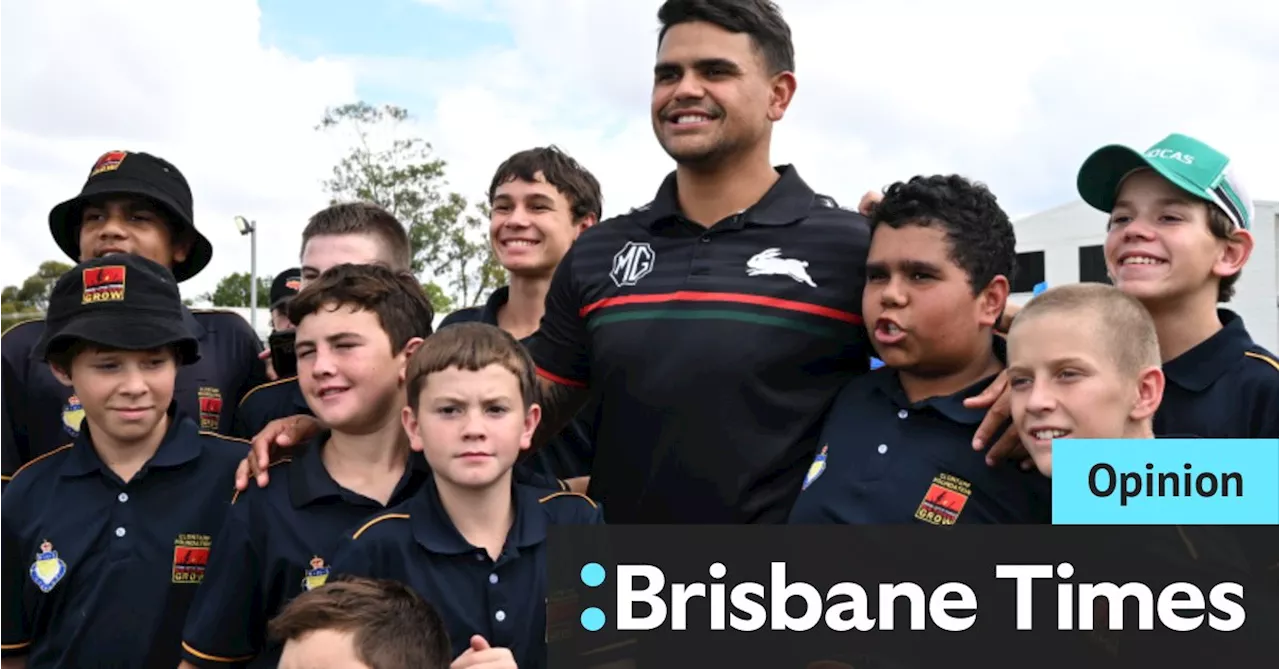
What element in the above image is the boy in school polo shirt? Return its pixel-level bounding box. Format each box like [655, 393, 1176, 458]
[1005, 283, 1272, 665]
[331, 322, 603, 669]
[179, 265, 435, 668]
[1076, 133, 1278, 438]
[2, 151, 265, 485]
[788, 175, 1050, 526]
[1, 254, 249, 669]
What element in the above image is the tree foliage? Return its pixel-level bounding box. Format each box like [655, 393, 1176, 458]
[317, 102, 504, 310]
[1, 260, 73, 331]
[197, 272, 273, 308]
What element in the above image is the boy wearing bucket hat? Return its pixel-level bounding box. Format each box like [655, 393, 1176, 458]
[1, 254, 249, 668]
[268, 267, 302, 333]
[1076, 133, 1278, 438]
[2, 150, 267, 486]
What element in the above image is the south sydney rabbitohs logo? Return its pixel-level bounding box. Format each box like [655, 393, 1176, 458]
[610, 242, 655, 287]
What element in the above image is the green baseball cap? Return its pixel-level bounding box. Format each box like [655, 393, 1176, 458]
[1077, 133, 1253, 231]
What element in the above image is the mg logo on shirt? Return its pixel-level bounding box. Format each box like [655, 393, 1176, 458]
[610, 242, 655, 287]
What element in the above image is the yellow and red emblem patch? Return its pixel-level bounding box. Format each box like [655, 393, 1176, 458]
[914, 473, 972, 526]
[89, 150, 128, 177]
[82, 265, 126, 304]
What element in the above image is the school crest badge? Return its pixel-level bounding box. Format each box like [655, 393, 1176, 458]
[302, 556, 330, 591]
[172, 534, 212, 584]
[802, 445, 828, 490]
[198, 387, 223, 431]
[62, 395, 85, 437]
[30, 540, 67, 593]
[82, 265, 126, 304]
[914, 473, 972, 526]
[89, 150, 128, 177]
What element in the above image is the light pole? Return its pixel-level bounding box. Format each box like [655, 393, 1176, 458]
[234, 215, 258, 331]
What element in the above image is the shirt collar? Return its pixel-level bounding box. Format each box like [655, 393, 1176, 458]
[288, 433, 427, 508]
[62, 403, 202, 478]
[866, 338, 1007, 426]
[410, 476, 548, 556]
[180, 304, 207, 340]
[1162, 310, 1254, 392]
[632, 165, 818, 231]
[478, 286, 510, 326]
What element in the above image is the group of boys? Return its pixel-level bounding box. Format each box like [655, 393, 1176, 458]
[3, 3, 1277, 669]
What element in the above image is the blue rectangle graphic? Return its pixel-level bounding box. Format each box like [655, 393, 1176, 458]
[1052, 439, 1279, 525]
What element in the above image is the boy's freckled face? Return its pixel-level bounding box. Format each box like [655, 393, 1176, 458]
[53, 347, 177, 444]
[278, 629, 370, 669]
[1104, 170, 1223, 304]
[406, 364, 539, 489]
[1007, 312, 1137, 477]
[300, 234, 390, 286]
[295, 306, 404, 432]
[862, 224, 986, 372]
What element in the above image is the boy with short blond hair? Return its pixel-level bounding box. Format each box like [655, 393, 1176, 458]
[1005, 283, 1166, 477]
[2, 254, 249, 668]
[180, 264, 435, 669]
[1076, 133, 1277, 438]
[331, 322, 603, 669]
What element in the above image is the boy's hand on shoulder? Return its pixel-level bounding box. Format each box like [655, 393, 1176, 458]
[963, 369, 1033, 470]
[451, 635, 517, 669]
[233, 414, 323, 491]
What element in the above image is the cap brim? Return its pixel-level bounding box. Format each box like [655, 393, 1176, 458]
[47, 179, 212, 283]
[1077, 145, 1213, 213]
[37, 313, 200, 365]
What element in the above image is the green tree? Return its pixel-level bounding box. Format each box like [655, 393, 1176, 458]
[317, 102, 504, 309]
[1, 261, 73, 331]
[199, 272, 273, 308]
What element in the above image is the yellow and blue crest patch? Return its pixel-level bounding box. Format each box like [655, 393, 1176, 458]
[30, 540, 67, 593]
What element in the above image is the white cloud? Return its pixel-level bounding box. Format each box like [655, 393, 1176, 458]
[4, 0, 1276, 307]
[1, 0, 357, 300]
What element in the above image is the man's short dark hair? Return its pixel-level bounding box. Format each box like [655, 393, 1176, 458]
[488, 146, 603, 223]
[268, 575, 451, 669]
[657, 0, 795, 74]
[287, 264, 434, 354]
[870, 174, 1017, 294]
[300, 202, 412, 272]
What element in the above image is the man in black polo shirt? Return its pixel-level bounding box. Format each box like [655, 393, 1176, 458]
[787, 175, 1050, 526]
[1, 150, 266, 484]
[439, 146, 603, 488]
[521, 0, 874, 524]
[1, 254, 249, 668]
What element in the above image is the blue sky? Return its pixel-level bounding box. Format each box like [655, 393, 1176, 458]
[260, 0, 510, 112]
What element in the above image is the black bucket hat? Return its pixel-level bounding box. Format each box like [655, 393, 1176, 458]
[36, 253, 200, 365]
[48, 150, 213, 282]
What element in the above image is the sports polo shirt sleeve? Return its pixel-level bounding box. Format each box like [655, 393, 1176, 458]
[1, 499, 32, 657]
[181, 503, 263, 667]
[525, 249, 590, 388]
[1, 326, 35, 483]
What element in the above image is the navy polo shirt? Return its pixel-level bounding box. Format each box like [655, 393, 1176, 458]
[440, 285, 599, 481]
[1, 409, 247, 668]
[231, 377, 308, 441]
[2, 308, 266, 483]
[331, 476, 603, 669]
[525, 165, 873, 524]
[1155, 309, 1278, 438]
[788, 364, 1052, 526]
[180, 434, 428, 668]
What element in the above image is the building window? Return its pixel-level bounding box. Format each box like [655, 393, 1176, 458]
[1012, 251, 1045, 293]
[1078, 245, 1111, 285]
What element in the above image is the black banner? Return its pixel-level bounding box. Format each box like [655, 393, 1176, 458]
[548, 525, 1278, 669]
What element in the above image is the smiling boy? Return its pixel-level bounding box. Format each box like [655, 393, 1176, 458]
[788, 174, 1049, 526]
[2, 255, 248, 669]
[180, 264, 434, 668]
[330, 322, 603, 669]
[440, 146, 602, 488]
[1076, 133, 1277, 438]
[1005, 283, 1166, 477]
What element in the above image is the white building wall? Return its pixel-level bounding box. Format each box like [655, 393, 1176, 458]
[1009, 200, 1279, 354]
